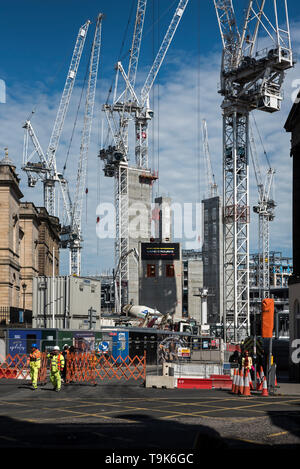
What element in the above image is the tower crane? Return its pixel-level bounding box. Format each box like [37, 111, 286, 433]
[60, 13, 104, 276]
[201, 118, 218, 198]
[22, 15, 103, 276]
[213, 0, 293, 341]
[250, 122, 275, 301]
[22, 20, 90, 216]
[99, 0, 189, 310]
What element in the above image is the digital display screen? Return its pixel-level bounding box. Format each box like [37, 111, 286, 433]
[141, 242, 180, 260]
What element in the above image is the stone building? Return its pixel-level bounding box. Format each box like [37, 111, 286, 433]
[0, 152, 23, 311]
[0, 151, 60, 321]
[19, 202, 39, 311]
[19, 204, 60, 311]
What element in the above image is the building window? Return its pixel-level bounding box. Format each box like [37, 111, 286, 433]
[212, 221, 217, 235]
[147, 264, 156, 277]
[166, 264, 175, 277]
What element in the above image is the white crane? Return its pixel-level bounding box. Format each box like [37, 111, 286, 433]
[22, 15, 103, 276]
[99, 0, 189, 310]
[250, 122, 275, 301]
[22, 20, 90, 216]
[213, 0, 293, 342]
[60, 14, 104, 276]
[201, 119, 218, 198]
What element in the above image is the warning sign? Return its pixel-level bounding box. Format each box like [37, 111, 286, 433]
[178, 347, 191, 358]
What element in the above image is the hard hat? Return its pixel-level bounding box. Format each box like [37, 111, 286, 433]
[32, 343, 37, 348]
[63, 344, 69, 349]
[53, 346, 60, 351]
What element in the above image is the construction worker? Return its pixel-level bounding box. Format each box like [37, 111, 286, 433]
[28, 344, 41, 390]
[47, 346, 65, 392]
[241, 350, 253, 373]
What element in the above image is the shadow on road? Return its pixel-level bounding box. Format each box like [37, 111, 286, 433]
[0, 411, 298, 452]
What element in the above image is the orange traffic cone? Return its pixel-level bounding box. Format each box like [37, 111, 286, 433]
[242, 369, 251, 396]
[260, 366, 265, 381]
[239, 368, 244, 395]
[231, 369, 237, 394]
[261, 376, 269, 397]
[248, 370, 253, 390]
[256, 371, 262, 391]
[235, 369, 241, 394]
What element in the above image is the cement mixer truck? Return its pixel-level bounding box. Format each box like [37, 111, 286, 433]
[120, 304, 171, 328]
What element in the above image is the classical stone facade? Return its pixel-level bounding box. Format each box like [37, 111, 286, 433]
[35, 207, 60, 277]
[19, 202, 39, 311]
[0, 153, 23, 310]
[0, 152, 60, 318]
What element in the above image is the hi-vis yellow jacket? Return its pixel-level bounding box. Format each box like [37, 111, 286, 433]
[47, 353, 65, 373]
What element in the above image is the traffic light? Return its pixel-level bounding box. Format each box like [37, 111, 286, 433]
[250, 313, 261, 336]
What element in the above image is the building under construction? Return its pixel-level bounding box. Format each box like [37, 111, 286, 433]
[202, 196, 223, 325]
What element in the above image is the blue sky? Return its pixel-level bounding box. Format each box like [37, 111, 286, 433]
[1, 0, 300, 276]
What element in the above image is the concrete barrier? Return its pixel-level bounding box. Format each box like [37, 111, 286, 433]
[145, 375, 175, 389]
[172, 363, 223, 378]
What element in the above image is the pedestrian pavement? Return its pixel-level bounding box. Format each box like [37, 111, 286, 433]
[274, 381, 300, 396]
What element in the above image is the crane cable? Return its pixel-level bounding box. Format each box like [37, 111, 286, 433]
[197, 0, 201, 246]
[153, 0, 161, 198]
[252, 113, 271, 169]
[62, 50, 90, 177]
[105, 0, 136, 105]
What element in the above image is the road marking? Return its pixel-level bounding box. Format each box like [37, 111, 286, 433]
[234, 437, 265, 446]
[92, 432, 107, 438]
[267, 431, 288, 438]
[0, 435, 17, 442]
[267, 427, 300, 438]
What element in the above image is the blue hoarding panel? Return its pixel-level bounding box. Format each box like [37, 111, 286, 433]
[112, 331, 129, 363]
[8, 329, 42, 356]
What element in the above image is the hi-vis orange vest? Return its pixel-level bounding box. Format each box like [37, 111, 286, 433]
[48, 353, 65, 372]
[29, 349, 41, 366]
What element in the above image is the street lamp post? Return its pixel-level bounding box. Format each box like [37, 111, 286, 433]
[22, 282, 27, 312]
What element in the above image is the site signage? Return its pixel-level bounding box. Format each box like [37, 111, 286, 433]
[177, 347, 191, 358]
[141, 242, 180, 260]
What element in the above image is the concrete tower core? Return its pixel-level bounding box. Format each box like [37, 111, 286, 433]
[127, 167, 157, 305]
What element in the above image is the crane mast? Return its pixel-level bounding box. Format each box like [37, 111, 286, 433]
[250, 125, 276, 301]
[22, 20, 90, 216]
[202, 119, 218, 198]
[213, 0, 293, 342]
[61, 14, 104, 276]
